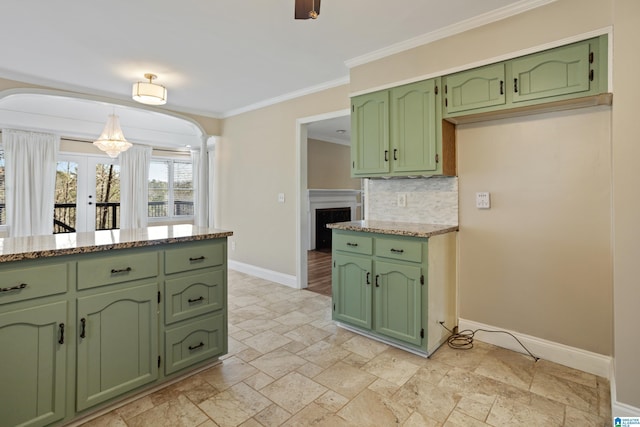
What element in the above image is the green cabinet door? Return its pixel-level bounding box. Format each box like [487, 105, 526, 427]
[332, 254, 372, 329]
[390, 79, 438, 173]
[512, 40, 592, 103]
[0, 301, 67, 427]
[374, 261, 422, 346]
[351, 91, 389, 176]
[76, 282, 158, 411]
[444, 62, 506, 114]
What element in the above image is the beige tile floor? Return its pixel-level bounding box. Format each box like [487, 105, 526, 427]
[81, 270, 611, 427]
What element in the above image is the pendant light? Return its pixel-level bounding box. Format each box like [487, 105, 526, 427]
[93, 113, 132, 158]
[132, 73, 167, 105]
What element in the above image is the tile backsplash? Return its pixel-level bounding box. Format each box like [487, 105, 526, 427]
[365, 177, 458, 225]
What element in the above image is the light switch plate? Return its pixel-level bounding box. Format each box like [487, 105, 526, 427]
[476, 192, 491, 209]
[397, 193, 407, 207]
[278, 193, 285, 203]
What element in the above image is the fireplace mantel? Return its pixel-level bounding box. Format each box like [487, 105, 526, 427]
[308, 189, 361, 250]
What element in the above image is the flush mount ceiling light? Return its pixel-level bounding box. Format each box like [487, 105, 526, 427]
[93, 114, 132, 158]
[132, 73, 167, 105]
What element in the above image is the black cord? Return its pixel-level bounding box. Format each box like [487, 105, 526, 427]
[439, 322, 539, 362]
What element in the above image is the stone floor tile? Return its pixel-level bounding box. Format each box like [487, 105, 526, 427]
[197, 382, 272, 427]
[114, 396, 155, 421]
[281, 402, 351, 427]
[340, 334, 389, 359]
[486, 394, 564, 426]
[79, 412, 128, 427]
[260, 371, 328, 414]
[127, 394, 209, 427]
[253, 404, 292, 426]
[338, 388, 412, 426]
[314, 361, 377, 398]
[199, 356, 259, 391]
[249, 348, 307, 379]
[314, 390, 350, 412]
[530, 371, 599, 413]
[362, 351, 421, 386]
[242, 329, 292, 353]
[444, 410, 492, 427]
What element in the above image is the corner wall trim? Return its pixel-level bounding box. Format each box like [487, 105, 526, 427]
[458, 318, 612, 378]
[228, 260, 298, 289]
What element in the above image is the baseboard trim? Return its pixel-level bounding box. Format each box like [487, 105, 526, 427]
[228, 260, 298, 289]
[610, 363, 640, 418]
[458, 318, 612, 378]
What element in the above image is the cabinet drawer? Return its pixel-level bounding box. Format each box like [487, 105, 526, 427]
[0, 263, 67, 304]
[164, 312, 225, 375]
[77, 252, 158, 290]
[164, 241, 224, 275]
[375, 238, 422, 263]
[165, 270, 224, 325]
[333, 233, 372, 255]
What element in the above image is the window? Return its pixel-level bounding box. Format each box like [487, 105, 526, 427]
[148, 159, 193, 220]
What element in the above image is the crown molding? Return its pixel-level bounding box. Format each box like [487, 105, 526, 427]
[345, 0, 558, 69]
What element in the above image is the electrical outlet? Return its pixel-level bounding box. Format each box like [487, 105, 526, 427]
[397, 193, 407, 207]
[476, 192, 491, 209]
[277, 193, 285, 203]
[231, 241, 236, 251]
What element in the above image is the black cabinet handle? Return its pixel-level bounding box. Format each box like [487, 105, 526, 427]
[393, 149, 398, 160]
[514, 78, 518, 93]
[189, 256, 206, 262]
[384, 150, 389, 162]
[80, 318, 86, 339]
[58, 323, 65, 344]
[390, 248, 405, 254]
[375, 274, 380, 288]
[188, 296, 205, 303]
[366, 272, 370, 285]
[346, 242, 358, 247]
[189, 342, 205, 351]
[0, 283, 27, 293]
[111, 267, 132, 274]
[500, 80, 504, 95]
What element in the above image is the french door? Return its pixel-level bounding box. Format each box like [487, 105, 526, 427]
[55, 155, 120, 233]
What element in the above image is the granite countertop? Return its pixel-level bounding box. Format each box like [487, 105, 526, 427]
[0, 224, 233, 263]
[327, 220, 458, 238]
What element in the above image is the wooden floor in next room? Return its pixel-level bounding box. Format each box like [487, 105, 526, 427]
[307, 250, 331, 297]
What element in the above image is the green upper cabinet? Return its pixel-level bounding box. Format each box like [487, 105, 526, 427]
[443, 35, 608, 119]
[76, 282, 159, 411]
[0, 301, 67, 427]
[443, 62, 506, 114]
[351, 78, 455, 178]
[512, 39, 594, 103]
[390, 79, 438, 173]
[351, 91, 389, 175]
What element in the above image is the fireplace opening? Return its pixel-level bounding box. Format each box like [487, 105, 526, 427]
[315, 207, 351, 252]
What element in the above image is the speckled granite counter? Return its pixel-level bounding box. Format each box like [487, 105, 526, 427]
[327, 220, 457, 238]
[0, 224, 233, 263]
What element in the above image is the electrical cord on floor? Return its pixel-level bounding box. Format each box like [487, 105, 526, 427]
[439, 322, 539, 362]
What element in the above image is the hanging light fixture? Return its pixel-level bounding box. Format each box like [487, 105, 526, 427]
[132, 73, 167, 105]
[93, 114, 132, 158]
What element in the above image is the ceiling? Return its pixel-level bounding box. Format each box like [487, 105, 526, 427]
[0, 0, 547, 120]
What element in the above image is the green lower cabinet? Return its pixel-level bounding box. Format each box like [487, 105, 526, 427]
[0, 301, 67, 427]
[374, 261, 422, 346]
[76, 282, 159, 411]
[164, 312, 225, 375]
[332, 254, 372, 329]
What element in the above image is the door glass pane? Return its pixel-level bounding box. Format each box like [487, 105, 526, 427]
[149, 161, 169, 217]
[174, 161, 193, 216]
[95, 163, 120, 230]
[54, 161, 78, 233]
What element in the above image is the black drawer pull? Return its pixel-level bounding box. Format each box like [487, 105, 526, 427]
[110, 267, 132, 274]
[0, 283, 27, 293]
[390, 248, 405, 254]
[188, 296, 205, 303]
[58, 323, 65, 345]
[189, 342, 205, 351]
[514, 78, 518, 93]
[80, 318, 86, 339]
[500, 80, 504, 95]
[189, 256, 206, 262]
[346, 242, 358, 247]
[366, 272, 371, 285]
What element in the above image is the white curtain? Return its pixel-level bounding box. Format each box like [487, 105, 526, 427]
[120, 144, 151, 229]
[2, 129, 59, 237]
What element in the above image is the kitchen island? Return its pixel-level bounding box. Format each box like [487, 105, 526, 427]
[0, 224, 232, 427]
[328, 220, 457, 357]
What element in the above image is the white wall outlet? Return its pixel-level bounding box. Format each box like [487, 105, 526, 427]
[397, 193, 407, 207]
[476, 192, 491, 209]
[231, 241, 236, 251]
[278, 193, 285, 203]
